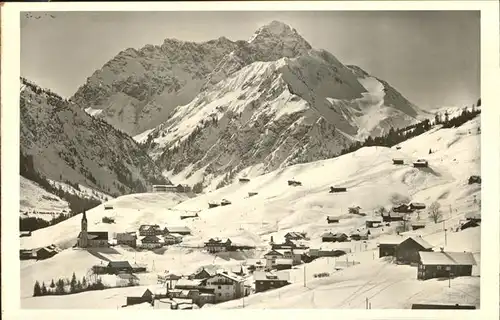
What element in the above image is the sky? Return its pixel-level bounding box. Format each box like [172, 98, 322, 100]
[20, 11, 480, 109]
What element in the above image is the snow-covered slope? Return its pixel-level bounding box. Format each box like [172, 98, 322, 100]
[21, 115, 480, 308]
[20, 176, 70, 220]
[20, 78, 169, 197]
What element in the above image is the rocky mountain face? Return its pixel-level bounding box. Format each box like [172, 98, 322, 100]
[20, 77, 169, 197]
[71, 20, 423, 191]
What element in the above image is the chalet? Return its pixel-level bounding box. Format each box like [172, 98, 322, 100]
[378, 236, 406, 258]
[413, 159, 429, 168]
[175, 278, 204, 290]
[327, 216, 340, 224]
[221, 199, 232, 206]
[77, 211, 109, 248]
[164, 226, 192, 236]
[104, 204, 114, 210]
[288, 180, 302, 186]
[152, 184, 177, 193]
[139, 235, 164, 249]
[116, 273, 139, 287]
[180, 213, 199, 220]
[132, 263, 147, 273]
[176, 184, 190, 193]
[330, 186, 347, 193]
[366, 218, 383, 228]
[460, 219, 479, 231]
[263, 249, 301, 269]
[392, 159, 404, 165]
[20, 231, 32, 237]
[248, 192, 258, 197]
[392, 204, 413, 213]
[468, 175, 481, 185]
[126, 288, 154, 306]
[350, 230, 370, 241]
[35, 247, 57, 260]
[284, 232, 306, 241]
[239, 178, 250, 183]
[417, 250, 476, 280]
[465, 212, 481, 223]
[208, 202, 220, 209]
[409, 202, 426, 210]
[411, 304, 476, 310]
[411, 221, 426, 231]
[139, 224, 162, 236]
[164, 233, 183, 245]
[396, 146, 402, 150]
[254, 272, 290, 293]
[275, 258, 293, 270]
[204, 238, 232, 253]
[321, 232, 336, 242]
[333, 233, 349, 242]
[309, 248, 350, 258]
[382, 211, 407, 222]
[246, 259, 266, 272]
[201, 271, 245, 303]
[271, 238, 306, 250]
[102, 216, 115, 224]
[107, 261, 134, 274]
[192, 267, 218, 280]
[20, 249, 35, 260]
[395, 236, 433, 264]
[116, 232, 137, 247]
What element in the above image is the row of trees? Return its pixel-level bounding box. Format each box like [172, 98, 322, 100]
[33, 273, 106, 297]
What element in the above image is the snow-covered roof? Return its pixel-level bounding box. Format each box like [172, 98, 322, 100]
[214, 271, 244, 283]
[275, 258, 293, 265]
[419, 251, 476, 266]
[253, 271, 289, 281]
[378, 235, 406, 245]
[165, 226, 191, 233]
[175, 278, 203, 288]
[465, 212, 481, 220]
[404, 236, 433, 249]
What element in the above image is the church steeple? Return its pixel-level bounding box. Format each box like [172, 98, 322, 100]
[79, 210, 88, 248]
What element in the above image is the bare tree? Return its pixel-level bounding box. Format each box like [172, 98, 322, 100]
[376, 206, 387, 216]
[429, 201, 442, 223]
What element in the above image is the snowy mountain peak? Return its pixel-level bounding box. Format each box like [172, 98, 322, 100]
[248, 20, 312, 52]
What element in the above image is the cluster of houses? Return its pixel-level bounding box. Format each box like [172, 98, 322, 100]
[72, 211, 192, 250]
[130, 266, 252, 308]
[378, 235, 477, 280]
[203, 238, 257, 253]
[20, 244, 61, 260]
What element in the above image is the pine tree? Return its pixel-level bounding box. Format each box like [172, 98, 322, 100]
[70, 272, 77, 293]
[41, 282, 48, 295]
[33, 281, 42, 297]
[76, 280, 83, 292]
[50, 279, 55, 288]
[56, 278, 65, 294]
[434, 113, 440, 125]
[82, 276, 87, 289]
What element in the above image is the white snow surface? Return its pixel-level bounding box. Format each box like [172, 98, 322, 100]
[20, 176, 70, 220]
[21, 116, 480, 308]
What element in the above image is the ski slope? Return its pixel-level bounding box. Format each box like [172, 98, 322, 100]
[20, 116, 481, 309]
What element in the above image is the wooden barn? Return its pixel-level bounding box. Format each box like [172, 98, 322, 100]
[248, 192, 258, 197]
[395, 236, 433, 264]
[330, 186, 347, 193]
[365, 218, 382, 228]
[413, 159, 429, 168]
[288, 180, 302, 186]
[417, 250, 476, 280]
[409, 202, 426, 210]
[392, 159, 404, 165]
[239, 178, 250, 183]
[392, 204, 413, 213]
[321, 232, 336, 243]
[411, 221, 426, 231]
[378, 236, 406, 258]
[327, 216, 339, 224]
[208, 202, 220, 209]
[382, 211, 407, 222]
[221, 199, 232, 206]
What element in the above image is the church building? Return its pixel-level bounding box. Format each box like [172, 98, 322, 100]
[77, 211, 109, 248]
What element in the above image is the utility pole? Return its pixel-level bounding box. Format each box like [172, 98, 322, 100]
[365, 297, 369, 309]
[443, 221, 447, 246]
[303, 265, 306, 287]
